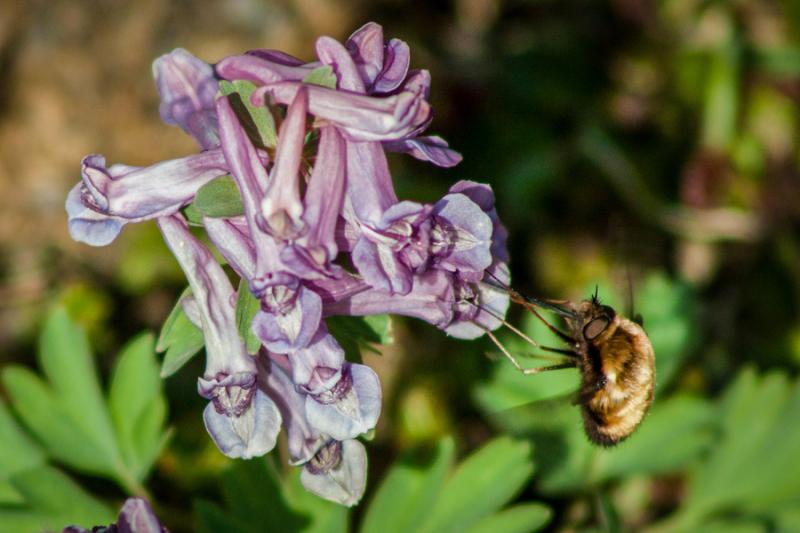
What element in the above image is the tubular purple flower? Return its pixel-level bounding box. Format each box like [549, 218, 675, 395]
[157, 214, 281, 459]
[153, 48, 219, 150]
[253, 82, 431, 142]
[260, 87, 308, 240]
[301, 439, 368, 507]
[281, 126, 347, 278]
[261, 353, 325, 464]
[325, 269, 454, 328]
[216, 95, 291, 284]
[78, 151, 228, 222]
[215, 51, 314, 85]
[305, 362, 382, 441]
[203, 216, 256, 280]
[352, 201, 432, 295]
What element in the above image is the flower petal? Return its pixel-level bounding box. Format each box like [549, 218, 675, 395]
[261, 87, 308, 240]
[215, 53, 313, 85]
[203, 387, 282, 459]
[116, 497, 164, 533]
[300, 439, 367, 507]
[325, 269, 454, 328]
[65, 183, 126, 246]
[431, 193, 493, 275]
[252, 284, 322, 353]
[305, 363, 382, 440]
[80, 151, 228, 221]
[286, 326, 345, 395]
[153, 48, 219, 149]
[253, 82, 431, 142]
[383, 135, 462, 167]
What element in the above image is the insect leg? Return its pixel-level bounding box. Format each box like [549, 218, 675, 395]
[485, 330, 576, 375]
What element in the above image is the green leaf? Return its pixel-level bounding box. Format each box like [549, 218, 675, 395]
[4, 308, 166, 495]
[0, 465, 114, 532]
[0, 402, 44, 478]
[182, 203, 204, 225]
[466, 503, 552, 533]
[3, 364, 117, 476]
[195, 458, 346, 533]
[108, 333, 169, 481]
[327, 315, 393, 363]
[193, 175, 245, 218]
[158, 289, 204, 378]
[220, 79, 278, 147]
[303, 66, 338, 89]
[651, 369, 800, 530]
[361, 438, 456, 533]
[37, 308, 119, 465]
[416, 437, 535, 533]
[235, 279, 261, 355]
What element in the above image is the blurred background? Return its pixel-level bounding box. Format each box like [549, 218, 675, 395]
[1, 0, 800, 531]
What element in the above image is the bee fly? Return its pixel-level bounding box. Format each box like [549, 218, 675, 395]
[481, 276, 655, 447]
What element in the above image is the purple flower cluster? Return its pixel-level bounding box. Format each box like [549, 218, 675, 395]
[66, 23, 509, 506]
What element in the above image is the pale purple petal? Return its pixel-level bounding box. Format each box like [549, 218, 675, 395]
[253, 82, 431, 142]
[383, 135, 462, 167]
[305, 363, 381, 440]
[203, 387, 282, 459]
[445, 261, 511, 339]
[352, 236, 413, 295]
[215, 53, 313, 85]
[80, 151, 228, 220]
[307, 272, 370, 303]
[261, 87, 308, 240]
[65, 183, 126, 246]
[301, 439, 367, 507]
[325, 269, 454, 328]
[246, 49, 308, 66]
[449, 180, 509, 263]
[431, 193, 493, 274]
[344, 22, 384, 87]
[252, 284, 322, 353]
[301, 127, 345, 261]
[117, 498, 163, 533]
[316, 35, 366, 93]
[286, 326, 345, 396]
[345, 141, 397, 225]
[373, 39, 411, 94]
[153, 48, 219, 150]
[352, 201, 431, 294]
[203, 216, 256, 280]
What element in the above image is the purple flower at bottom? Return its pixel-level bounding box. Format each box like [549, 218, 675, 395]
[63, 497, 166, 533]
[300, 439, 368, 507]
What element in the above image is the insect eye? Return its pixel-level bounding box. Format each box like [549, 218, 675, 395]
[583, 317, 610, 340]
